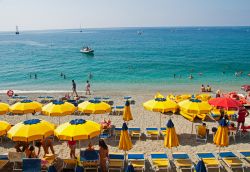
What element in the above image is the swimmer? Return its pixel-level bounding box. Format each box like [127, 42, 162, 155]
[189, 74, 193, 79]
[60, 72, 63, 77]
[34, 74, 37, 79]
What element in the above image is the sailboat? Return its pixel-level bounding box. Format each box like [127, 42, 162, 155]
[15, 26, 19, 35]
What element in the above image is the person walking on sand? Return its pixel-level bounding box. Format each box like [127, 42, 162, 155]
[67, 140, 77, 159]
[99, 139, 109, 172]
[35, 137, 55, 156]
[72, 80, 78, 97]
[85, 80, 91, 95]
[237, 106, 249, 131]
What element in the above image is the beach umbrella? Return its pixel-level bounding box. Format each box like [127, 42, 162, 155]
[143, 93, 178, 127]
[54, 119, 101, 141]
[178, 99, 212, 114]
[175, 94, 192, 103]
[7, 119, 55, 142]
[123, 100, 133, 122]
[78, 99, 111, 114]
[196, 93, 211, 101]
[0, 121, 11, 136]
[164, 119, 179, 150]
[213, 118, 229, 154]
[0, 103, 9, 115]
[10, 100, 42, 119]
[195, 160, 207, 172]
[42, 100, 76, 124]
[119, 122, 133, 161]
[208, 97, 241, 110]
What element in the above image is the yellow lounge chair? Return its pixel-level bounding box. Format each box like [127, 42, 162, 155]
[129, 128, 141, 140]
[172, 152, 194, 172]
[62, 158, 77, 170]
[146, 128, 159, 140]
[150, 153, 169, 171]
[114, 128, 122, 141]
[239, 150, 250, 163]
[128, 153, 145, 171]
[108, 153, 125, 172]
[196, 152, 222, 172]
[219, 151, 245, 172]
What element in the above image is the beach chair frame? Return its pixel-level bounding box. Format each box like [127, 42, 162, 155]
[129, 128, 141, 140]
[127, 153, 145, 172]
[146, 128, 159, 140]
[172, 152, 194, 172]
[219, 151, 245, 172]
[195, 125, 207, 143]
[8, 152, 25, 171]
[150, 152, 170, 172]
[108, 153, 125, 172]
[0, 153, 9, 170]
[238, 150, 250, 163]
[114, 128, 122, 141]
[196, 152, 222, 172]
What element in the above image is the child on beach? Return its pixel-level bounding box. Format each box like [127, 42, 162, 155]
[85, 80, 91, 95]
[67, 140, 77, 159]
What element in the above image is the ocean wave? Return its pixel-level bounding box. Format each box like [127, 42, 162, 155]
[0, 90, 85, 94]
[0, 40, 47, 47]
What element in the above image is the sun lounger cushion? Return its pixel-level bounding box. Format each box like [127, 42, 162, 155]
[130, 161, 144, 167]
[223, 158, 243, 166]
[80, 150, 99, 161]
[197, 153, 215, 159]
[109, 161, 123, 167]
[116, 106, 124, 109]
[240, 152, 250, 157]
[173, 154, 189, 159]
[152, 159, 169, 167]
[115, 128, 122, 131]
[128, 154, 144, 159]
[23, 158, 41, 172]
[175, 159, 192, 167]
[219, 152, 236, 158]
[202, 158, 220, 166]
[151, 154, 168, 159]
[129, 128, 140, 131]
[109, 154, 124, 159]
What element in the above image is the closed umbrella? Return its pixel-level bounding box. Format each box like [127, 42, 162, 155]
[164, 119, 179, 150]
[119, 122, 133, 162]
[7, 119, 55, 142]
[123, 100, 133, 122]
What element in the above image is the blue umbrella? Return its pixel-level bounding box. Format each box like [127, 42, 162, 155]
[126, 163, 135, 172]
[195, 160, 207, 172]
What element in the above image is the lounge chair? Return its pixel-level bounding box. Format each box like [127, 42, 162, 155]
[150, 152, 169, 171]
[62, 158, 77, 171]
[80, 150, 99, 171]
[196, 152, 222, 172]
[23, 158, 43, 172]
[172, 152, 194, 172]
[108, 153, 125, 172]
[160, 127, 166, 136]
[218, 151, 245, 172]
[146, 128, 159, 140]
[0, 153, 8, 170]
[129, 128, 141, 140]
[8, 152, 25, 171]
[114, 128, 122, 141]
[195, 125, 208, 143]
[127, 153, 145, 171]
[114, 106, 124, 115]
[239, 150, 250, 163]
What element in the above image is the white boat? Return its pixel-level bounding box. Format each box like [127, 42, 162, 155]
[80, 47, 94, 54]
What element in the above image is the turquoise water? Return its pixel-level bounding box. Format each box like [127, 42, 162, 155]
[0, 27, 250, 92]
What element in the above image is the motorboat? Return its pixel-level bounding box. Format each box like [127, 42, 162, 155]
[80, 47, 94, 54]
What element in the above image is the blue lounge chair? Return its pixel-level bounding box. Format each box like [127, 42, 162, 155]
[172, 152, 194, 172]
[108, 153, 125, 172]
[146, 128, 159, 139]
[218, 151, 245, 172]
[196, 152, 222, 172]
[80, 150, 99, 171]
[239, 150, 250, 163]
[114, 128, 122, 141]
[129, 128, 141, 140]
[128, 153, 145, 171]
[150, 153, 169, 171]
[22, 158, 42, 172]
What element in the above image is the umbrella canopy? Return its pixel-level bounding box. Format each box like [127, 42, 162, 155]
[0, 103, 9, 115]
[78, 100, 111, 114]
[164, 119, 179, 148]
[213, 119, 229, 147]
[0, 121, 11, 136]
[7, 119, 55, 142]
[195, 160, 207, 172]
[175, 94, 192, 102]
[55, 119, 101, 141]
[123, 100, 133, 122]
[178, 99, 212, 114]
[196, 93, 211, 101]
[119, 123, 133, 151]
[143, 94, 178, 113]
[208, 97, 241, 109]
[42, 100, 76, 116]
[10, 100, 42, 114]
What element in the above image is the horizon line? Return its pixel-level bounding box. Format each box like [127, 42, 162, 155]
[1, 25, 250, 32]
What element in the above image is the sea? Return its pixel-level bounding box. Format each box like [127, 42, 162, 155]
[0, 27, 250, 94]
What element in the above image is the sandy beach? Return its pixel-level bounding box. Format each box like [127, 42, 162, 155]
[0, 90, 250, 172]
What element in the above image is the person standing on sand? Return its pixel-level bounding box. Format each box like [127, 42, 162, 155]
[99, 139, 109, 172]
[85, 80, 91, 95]
[237, 106, 249, 131]
[72, 80, 78, 97]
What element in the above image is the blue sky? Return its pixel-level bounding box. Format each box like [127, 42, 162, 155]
[0, 0, 250, 31]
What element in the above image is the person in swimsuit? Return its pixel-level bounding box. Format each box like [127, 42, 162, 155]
[85, 80, 91, 95]
[25, 145, 37, 158]
[35, 138, 55, 156]
[237, 106, 249, 131]
[67, 140, 77, 159]
[99, 139, 109, 172]
[72, 80, 78, 97]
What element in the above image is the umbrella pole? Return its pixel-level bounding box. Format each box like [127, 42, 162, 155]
[190, 122, 194, 137]
[159, 113, 161, 128]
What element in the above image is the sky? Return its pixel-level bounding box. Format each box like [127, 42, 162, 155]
[0, 0, 250, 31]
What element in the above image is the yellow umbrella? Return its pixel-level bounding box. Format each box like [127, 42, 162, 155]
[196, 93, 211, 101]
[54, 119, 101, 141]
[214, 118, 229, 154]
[78, 99, 111, 114]
[0, 103, 9, 115]
[7, 119, 55, 142]
[119, 122, 133, 160]
[178, 99, 212, 114]
[42, 100, 76, 116]
[10, 100, 42, 114]
[164, 119, 179, 149]
[143, 93, 178, 127]
[123, 100, 133, 122]
[0, 121, 11, 136]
